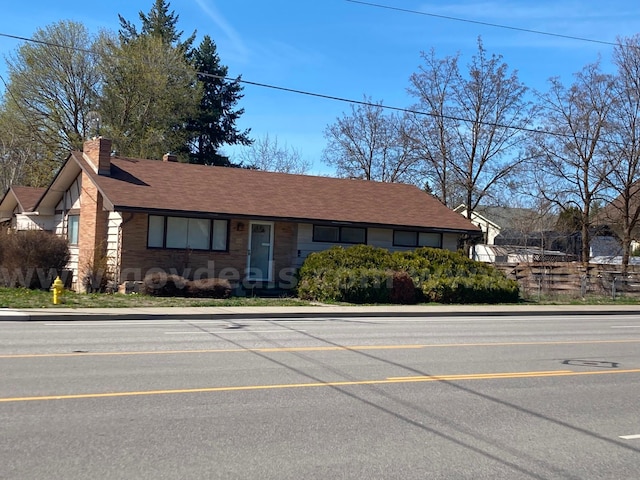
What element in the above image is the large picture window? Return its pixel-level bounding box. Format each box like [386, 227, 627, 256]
[148, 215, 228, 251]
[313, 225, 367, 244]
[393, 230, 442, 248]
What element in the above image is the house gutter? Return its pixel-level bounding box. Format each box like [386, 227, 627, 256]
[111, 206, 480, 235]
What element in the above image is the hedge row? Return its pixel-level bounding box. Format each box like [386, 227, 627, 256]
[296, 245, 519, 304]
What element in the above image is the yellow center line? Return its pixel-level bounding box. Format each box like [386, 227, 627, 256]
[1, 368, 640, 403]
[387, 370, 574, 380]
[1, 339, 639, 359]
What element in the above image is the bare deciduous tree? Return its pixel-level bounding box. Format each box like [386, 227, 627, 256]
[407, 38, 533, 212]
[406, 49, 461, 206]
[531, 62, 617, 265]
[597, 35, 640, 273]
[237, 134, 310, 174]
[322, 97, 421, 183]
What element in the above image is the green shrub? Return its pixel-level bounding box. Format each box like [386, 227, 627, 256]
[0, 230, 70, 289]
[297, 267, 392, 304]
[298, 245, 393, 277]
[421, 274, 520, 304]
[185, 278, 232, 298]
[335, 268, 392, 304]
[297, 244, 520, 304]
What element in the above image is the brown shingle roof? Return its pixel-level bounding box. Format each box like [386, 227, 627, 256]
[11, 186, 46, 212]
[74, 152, 478, 232]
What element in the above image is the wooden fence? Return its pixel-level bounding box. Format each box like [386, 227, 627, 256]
[495, 262, 640, 299]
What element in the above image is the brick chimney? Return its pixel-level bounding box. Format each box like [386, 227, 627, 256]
[163, 153, 178, 163]
[83, 137, 112, 176]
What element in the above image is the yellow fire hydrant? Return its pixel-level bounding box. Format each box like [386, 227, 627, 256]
[51, 276, 64, 305]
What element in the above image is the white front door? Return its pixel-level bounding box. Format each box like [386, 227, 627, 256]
[247, 222, 274, 281]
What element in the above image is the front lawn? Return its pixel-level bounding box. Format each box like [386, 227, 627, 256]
[0, 288, 311, 309]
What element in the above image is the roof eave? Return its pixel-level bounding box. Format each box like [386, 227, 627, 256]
[112, 205, 479, 234]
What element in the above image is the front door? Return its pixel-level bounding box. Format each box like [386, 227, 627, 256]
[247, 222, 274, 281]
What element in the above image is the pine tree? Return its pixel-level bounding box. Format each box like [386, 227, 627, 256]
[118, 0, 195, 52]
[186, 36, 252, 166]
[116, 1, 251, 165]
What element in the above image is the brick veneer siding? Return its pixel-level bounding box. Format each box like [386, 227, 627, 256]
[77, 171, 109, 291]
[118, 214, 298, 288]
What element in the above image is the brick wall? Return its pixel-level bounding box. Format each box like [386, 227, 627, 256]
[119, 215, 298, 287]
[273, 221, 298, 287]
[77, 171, 109, 291]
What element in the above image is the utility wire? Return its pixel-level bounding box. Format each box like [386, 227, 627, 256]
[1, 30, 544, 136]
[0, 31, 628, 147]
[346, 0, 620, 47]
[0, 32, 96, 54]
[198, 72, 623, 146]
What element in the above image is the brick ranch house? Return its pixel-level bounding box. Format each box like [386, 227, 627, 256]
[1, 137, 480, 292]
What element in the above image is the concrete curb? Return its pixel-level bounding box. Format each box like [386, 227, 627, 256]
[3, 306, 640, 322]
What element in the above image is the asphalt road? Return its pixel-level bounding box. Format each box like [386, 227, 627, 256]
[1, 314, 640, 479]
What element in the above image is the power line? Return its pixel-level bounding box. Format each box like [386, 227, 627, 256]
[0, 32, 95, 55]
[346, 0, 620, 47]
[0, 30, 627, 147]
[199, 72, 623, 146]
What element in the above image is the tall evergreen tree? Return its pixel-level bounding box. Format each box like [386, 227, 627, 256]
[186, 36, 252, 166]
[116, 1, 250, 165]
[118, 0, 195, 52]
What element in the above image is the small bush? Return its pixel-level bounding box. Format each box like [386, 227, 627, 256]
[185, 278, 232, 298]
[142, 272, 187, 296]
[0, 230, 70, 289]
[82, 244, 114, 293]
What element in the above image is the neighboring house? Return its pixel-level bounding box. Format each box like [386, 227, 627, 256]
[0, 138, 480, 292]
[472, 244, 573, 263]
[594, 186, 640, 261]
[453, 205, 501, 244]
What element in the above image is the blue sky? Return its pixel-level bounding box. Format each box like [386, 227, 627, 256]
[1, 1, 640, 174]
